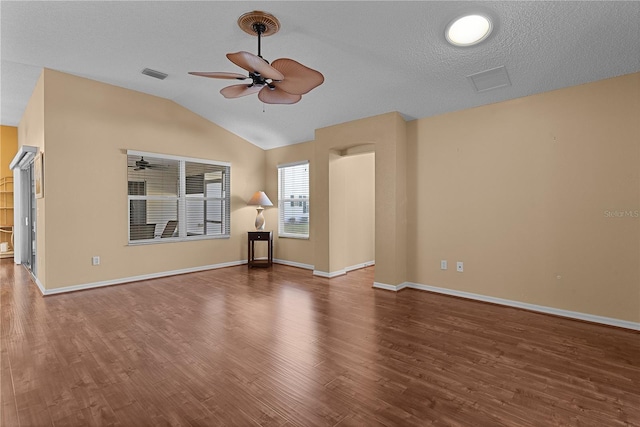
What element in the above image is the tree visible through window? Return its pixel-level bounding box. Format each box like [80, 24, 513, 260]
[278, 161, 309, 238]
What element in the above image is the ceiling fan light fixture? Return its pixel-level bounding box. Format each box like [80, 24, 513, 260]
[238, 11, 280, 36]
[446, 14, 492, 46]
[188, 11, 323, 104]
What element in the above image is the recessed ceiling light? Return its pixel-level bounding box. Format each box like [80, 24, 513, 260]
[446, 14, 492, 47]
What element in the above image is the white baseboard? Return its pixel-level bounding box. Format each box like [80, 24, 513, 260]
[313, 269, 346, 278]
[34, 276, 46, 295]
[345, 260, 375, 272]
[273, 259, 314, 270]
[33, 261, 638, 331]
[372, 281, 409, 291]
[38, 260, 247, 296]
[313, 261, 375, 278]
[375, 281, 640, 331]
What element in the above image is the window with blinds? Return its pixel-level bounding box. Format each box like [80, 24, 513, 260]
[127, 151, 230, 243]
[278, 161, 309, 238]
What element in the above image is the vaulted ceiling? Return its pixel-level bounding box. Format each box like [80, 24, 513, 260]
[2, 1, 639, 149]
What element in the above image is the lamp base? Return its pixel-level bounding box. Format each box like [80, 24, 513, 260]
[255, 207, 265, 230]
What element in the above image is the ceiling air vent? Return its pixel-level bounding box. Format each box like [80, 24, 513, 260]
[142, 68, 168, 80]
[467, 65, 511, 92]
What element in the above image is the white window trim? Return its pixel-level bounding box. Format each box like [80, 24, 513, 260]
[127, 150, 231, 245]
[278, 160, 309, 169]
[127, 150, 230, 168]
[278, 160, 310, 240]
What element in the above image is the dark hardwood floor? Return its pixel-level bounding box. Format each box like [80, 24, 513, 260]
[1, 259, 639, 426]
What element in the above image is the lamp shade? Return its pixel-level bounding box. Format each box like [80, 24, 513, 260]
[248, 191, 273, 207]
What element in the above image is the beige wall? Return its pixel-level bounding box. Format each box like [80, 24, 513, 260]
[266, 114, 402, 282]
[27, 69, 264, 290]
[17, 67, 638, 323]
[313, 112, 407, 284]
[330, 152, 375, 270]
[407, 72, 640, 322]
[346, 152, 375, 267]
[265, 141, 315, 267]
[266, 140, 376, 273]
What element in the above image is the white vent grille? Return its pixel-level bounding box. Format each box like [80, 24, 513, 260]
[467, 66, 511, 92]
[142, 68, 168, 80]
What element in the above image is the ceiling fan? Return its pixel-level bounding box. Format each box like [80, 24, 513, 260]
[188, 11, 324, 105]
[128, 157, 163, 171]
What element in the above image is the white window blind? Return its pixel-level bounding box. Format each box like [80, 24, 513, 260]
[127, 151, 230, 243]
[278, 161, 309, 238]
[185, 161, 229, 238]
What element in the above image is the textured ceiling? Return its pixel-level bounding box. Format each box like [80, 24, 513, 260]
[1, 1, 639, 150]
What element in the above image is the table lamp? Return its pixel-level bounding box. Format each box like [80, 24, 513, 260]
[248, 191, 273, 230]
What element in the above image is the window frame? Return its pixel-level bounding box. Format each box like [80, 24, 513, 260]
[127, 150, 231, 245]
[278, 160, 310, 239]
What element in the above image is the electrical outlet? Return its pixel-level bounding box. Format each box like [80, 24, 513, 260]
[92, 256, 100, 266]
[440, 260, 448, 270]
[456, 261, 464, 272]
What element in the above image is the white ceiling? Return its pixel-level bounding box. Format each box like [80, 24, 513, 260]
[1, 1, 639, 150]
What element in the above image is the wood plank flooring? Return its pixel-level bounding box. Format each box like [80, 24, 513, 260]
[1, 259, 639, 426]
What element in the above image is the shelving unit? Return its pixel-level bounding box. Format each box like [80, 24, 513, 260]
[0, 176, 14, 258]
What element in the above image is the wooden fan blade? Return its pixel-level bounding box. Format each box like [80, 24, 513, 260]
[258, 86, 302, 105]
[220, 84, 263, 99]
[188, 72, 248, 80]
[226, 51, 284, 81]
[271, 58, 324, 95]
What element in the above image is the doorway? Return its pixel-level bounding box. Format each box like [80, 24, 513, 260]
[19, 165, 37, 275]
[10, 146, 39, 277]
[329, 150, 375, 273]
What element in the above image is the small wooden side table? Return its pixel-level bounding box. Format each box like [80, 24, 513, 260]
[248, 231, 273, 268]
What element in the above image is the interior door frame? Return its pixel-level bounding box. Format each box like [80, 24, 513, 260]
[9, 145, 39, 276]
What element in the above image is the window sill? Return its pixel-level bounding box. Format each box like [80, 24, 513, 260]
[278, 234, 309, 240]
[128, 234, 230, 245]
